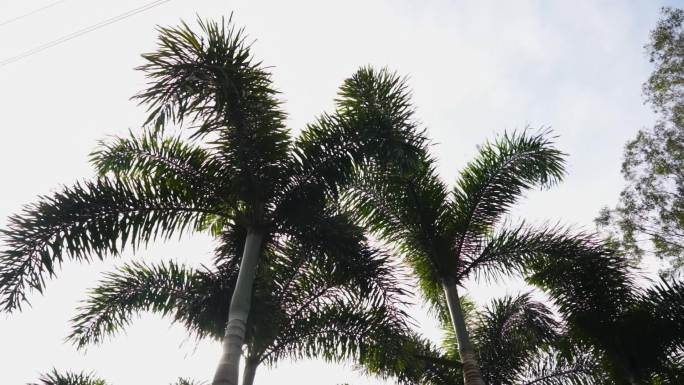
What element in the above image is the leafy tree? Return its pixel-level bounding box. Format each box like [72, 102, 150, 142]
[0, 17, 422, 385]
[597, 6, 684, 277]
[361, 293, 605, 385]
[526, 238, 684, 384]
[67, 221, 409, 385]
[347, 128, 594, 385]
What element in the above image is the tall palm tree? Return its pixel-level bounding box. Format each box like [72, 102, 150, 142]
[347, 129, 599, 385]
[526, 242, 684, 384]
[361, 293, 605, 385]
[0, 17, 423, 385]
[67, 221, 409, 385]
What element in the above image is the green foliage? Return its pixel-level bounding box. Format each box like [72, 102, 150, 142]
[30, 369, 107, 385]
[136, 17, 290, 205]
[525, 239, 684, 383]
[347, 128, 569, 316]
[69, 260, 227, 347]
[171, 378, 206, 385]
[30, 371, 204, 385]
[90, 128, 226, 199]
[360, 293, 606, 385]
[358, 331, 463, 385]
[0, 15, 425, 318]
[470, 293, 560, 384]
[597, 7, 684, 277]
[449, 130, 565, 261]
[0, 17, 429, 385]
[514, 349, 607, 385]
[0, 177, 221, 311]
[68, 218, 411, 369]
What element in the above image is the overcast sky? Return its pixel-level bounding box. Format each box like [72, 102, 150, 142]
[0, 1, 679, 384]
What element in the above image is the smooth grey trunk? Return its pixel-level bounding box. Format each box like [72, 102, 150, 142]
[212, 229, 264, 385]
[241, 358, 258, 385]
[442, 280, 487, 385]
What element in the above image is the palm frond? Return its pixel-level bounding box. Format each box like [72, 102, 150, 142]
[472, 293, 561, 384]
[346, 151, 452, 294]
[272, 239, 405, 311]
[522, 238, 655, 381]
[639, 279, 684, 352]
[91, 129, 228, 200]
[621, 279, 684, 377]
[135, 16, 290, 202]
[359, 332, 462, 385]
[650, 348, 684, 385]
[458, 224, 606, 283]
[261, 301, 406, 365]
[171, 378, 207, 385]
[450, 129, 566, 262]
[254, 229, 411, 365]
[69, 260, 234, 348]
[516, 349, 606, 385]
[289, 67, 425, 201]
[30, 369, 107, 385]
[0, 178, 223, 312]
[524, 238, 634, 334]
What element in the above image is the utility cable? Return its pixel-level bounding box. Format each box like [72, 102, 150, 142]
[0, 0, 170, 67]
[0, 0, 68, 28]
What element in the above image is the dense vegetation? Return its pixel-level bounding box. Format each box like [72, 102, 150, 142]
[2, 8, 684, 385]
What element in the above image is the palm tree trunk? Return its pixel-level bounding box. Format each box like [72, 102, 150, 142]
[442, 279, 486, 385]
[241, 357, 259, 385]
[212, 229, 264, 385]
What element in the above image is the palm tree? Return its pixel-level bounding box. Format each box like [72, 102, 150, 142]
[0, 17, 423, 385]
[526, 241, 684, 384]
[346, 129, 599, 385]
[30, 370, 202, 385]
[67, 221, 409, 385]
[30, 370, 107, 385]
[361, 292, 605, 385]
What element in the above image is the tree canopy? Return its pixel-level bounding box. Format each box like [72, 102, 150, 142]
[597, 6, 684, 277]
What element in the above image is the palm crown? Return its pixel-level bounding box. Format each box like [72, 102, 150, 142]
[346, 127, 601, 385]
[0, 16, 423, 385]
[350, 130, 567, 294]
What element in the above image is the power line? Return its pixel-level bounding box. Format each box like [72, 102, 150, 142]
[0, 0, 171, 67]
[0, 0, 68, 28]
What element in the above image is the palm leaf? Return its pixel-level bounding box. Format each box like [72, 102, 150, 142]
[135, 16, 290, 202]
[289, 67, 425, 200]
[450, 129, 566, 263]
[524, 243, 635, 343]
[91, 129, 227, 198]
[68, 260, 233, 348]
[30, 369, 107, 385]
[516, 348, 605, 385]
[458, 224, 606, 283]
[0, 178, 223, 311]
[359, 332, 462, 385]
[471, 293, 560, 384]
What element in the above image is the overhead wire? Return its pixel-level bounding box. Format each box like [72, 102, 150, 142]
[0, 0, 68, 28]
[0, 0, 171, 67]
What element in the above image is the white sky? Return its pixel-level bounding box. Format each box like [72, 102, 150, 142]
[0, 0, 678, 384]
